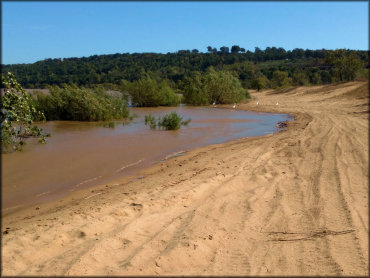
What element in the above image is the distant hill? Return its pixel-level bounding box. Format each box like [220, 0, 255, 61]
[1, 47, 368, 88]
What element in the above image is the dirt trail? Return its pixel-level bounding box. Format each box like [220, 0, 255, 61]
[2, 81, 368, 276]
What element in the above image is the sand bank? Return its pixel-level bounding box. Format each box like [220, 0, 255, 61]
[2, 81, 368, 276]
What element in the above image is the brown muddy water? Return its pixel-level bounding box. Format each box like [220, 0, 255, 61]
[2, 106, 291, 214]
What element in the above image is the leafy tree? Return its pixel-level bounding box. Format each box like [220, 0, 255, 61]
[271, 70, 292, 88]
[310, 71, 322, 85]
[292, 69, 309, 86]
[326, 49, 365, 82]
[231, 45, 241, 54]
[203, 68, 246, 104]
[320, 70, 332, 84]
[182, 71, 209, 105]
[219, 46, 230, 54]
[128, 76, 180, 107]
[1, 72, 48, 152]
[251, 75, 269, 91]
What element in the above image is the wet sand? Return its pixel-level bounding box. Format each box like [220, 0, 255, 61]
[2, 81, 368, 276]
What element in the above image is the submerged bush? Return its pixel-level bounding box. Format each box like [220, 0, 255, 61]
[145, 111, 191, 130]
[144, 114, 157, 129]
[103, 122, 115, 128]
[33, 85, 130, 121]
[158, 111, 182, 130]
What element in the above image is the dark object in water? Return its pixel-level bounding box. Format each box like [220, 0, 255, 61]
[275, 121, 288, 131]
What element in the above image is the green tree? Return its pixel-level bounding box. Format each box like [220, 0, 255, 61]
[203, 68, 246, 104]
[231, 45, 241, 54]
[271, 70, 292, 88]
[251, 75, 269, 91]
[219, 46, 230, 54]
[182, 72, 209, 105]
[326, 49, 365, 82]
[128, 76, 180, 107]
[292, 69, 309, 86]
[1, 72, 48, 152]
[310, 71, 322, 85]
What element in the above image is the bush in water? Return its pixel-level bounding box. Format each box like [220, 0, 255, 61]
[33, 85, 130, 121]
[145, 112, 191, 130]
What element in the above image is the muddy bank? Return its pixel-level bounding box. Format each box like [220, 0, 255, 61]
[2, 81, 368, 276]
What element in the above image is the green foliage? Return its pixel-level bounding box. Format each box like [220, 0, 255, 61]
[158, 111, 182, 130]
[33, 85, 129, 121]
[144, 114, 157, 129]
[251, 75, 269, 91]
[145, 112, 191, 130]
[326, 49, 365, 82]
[356, 68, 369, 80]
[2, 47, 367, 89]
[292, 70, 309, 86]
[203, 69, 246, 104]
[182, 69, 246, 105]
[1, 72, 49, 152]
[310, 71, 322, 85]
[181, 72, 209, 105]
[271, 70, 292, 88]
[126, 76, 181, 107]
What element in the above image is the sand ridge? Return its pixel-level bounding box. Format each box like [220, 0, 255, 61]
[1, 81, 368, 276]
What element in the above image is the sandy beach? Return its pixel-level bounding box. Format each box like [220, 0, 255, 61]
[2, 81, 368, 276]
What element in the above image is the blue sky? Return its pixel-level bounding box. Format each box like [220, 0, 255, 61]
[2, 1, 368, 64]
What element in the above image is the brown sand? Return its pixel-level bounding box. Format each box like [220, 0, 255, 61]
[2, 81, 368, 276]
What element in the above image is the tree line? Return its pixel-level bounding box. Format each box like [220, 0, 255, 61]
[1, 47, 368, 89]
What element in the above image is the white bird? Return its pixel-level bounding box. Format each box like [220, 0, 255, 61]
[212, 101, 216, 106]
[256, 101, 259, 105]
[276, 101, 279, 105]
[232, 103, 236, 109]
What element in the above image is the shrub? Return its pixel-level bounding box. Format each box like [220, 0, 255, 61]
[33, 85, 130, 121]
[145, 112, 191, 130]
[158, 111, 182, 130]
[181, 72, 209, 105]
[271, 70, 292, 88]
[203, 69, 246, 104]
[127, 76, 181, 107]
[251, 75, 269, 91]
[144, 114, 157, 129]
[182, 69, 246, 105]
[1, 72, 49, 152]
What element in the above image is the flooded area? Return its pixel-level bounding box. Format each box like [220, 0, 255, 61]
[2, 106, 291, 214]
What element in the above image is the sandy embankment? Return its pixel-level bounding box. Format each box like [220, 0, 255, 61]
[2, 81, 368, 276]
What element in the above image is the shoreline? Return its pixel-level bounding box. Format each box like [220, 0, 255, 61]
[2, 81, 368, 276]
[1, 107, 292, 217]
